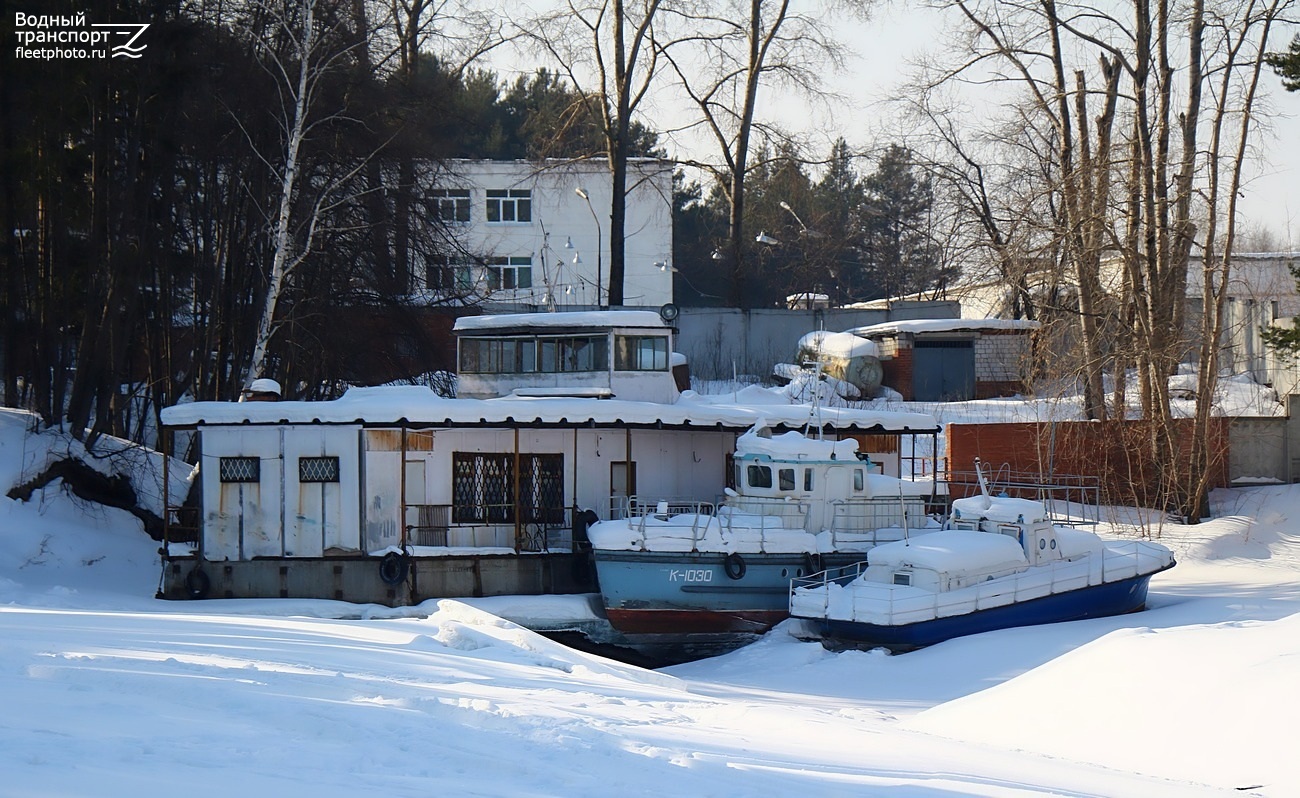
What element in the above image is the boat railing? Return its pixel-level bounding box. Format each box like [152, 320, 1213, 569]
[790, 540, 1174, 623]
[826, 496, 929, 546]
[616, 496, 719, 541]
[719, 495, 812, 531]
[943, 468, 1101, 527]
[613, 494, 815, 551]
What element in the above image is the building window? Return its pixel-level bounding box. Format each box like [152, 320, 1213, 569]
[614, 335, 669, 371]
[485, 189, 532, 223]
[299, 456, 340, 483]
[451, 452, 563, 524]
[486, 256, 533, 291]
[219, 456, 260, 483]
[429, 188, 471, 223]
[425, 254, 475, 292]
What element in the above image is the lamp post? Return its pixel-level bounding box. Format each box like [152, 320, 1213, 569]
[575, 187, 602, 309]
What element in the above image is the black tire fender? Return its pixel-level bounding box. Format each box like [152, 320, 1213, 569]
[379, 551, 410, 585]
[185, 567, 211, 599]
[723, 552, 747, 580]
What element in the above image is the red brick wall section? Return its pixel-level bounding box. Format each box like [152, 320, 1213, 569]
[946, 419, 1231, 506]
[880, 347, 915, 400]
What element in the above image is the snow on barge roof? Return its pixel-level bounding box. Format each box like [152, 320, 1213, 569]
[160, 385, 940, 433]
[454, 310, 669, 332]
[846, 318, 1041, 336]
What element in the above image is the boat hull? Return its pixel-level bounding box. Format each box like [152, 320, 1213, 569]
[797, 566, 1172, 650]
[593, 549, 861, 637]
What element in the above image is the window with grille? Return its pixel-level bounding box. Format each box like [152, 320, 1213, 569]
[299, 456, 340, 483]
[429, 188, 471, 223]
[451, 453, 563, 524]
[219, 456, 260, 483]
[485, 189, 532, 223]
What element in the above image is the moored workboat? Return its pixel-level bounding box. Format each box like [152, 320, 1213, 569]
[789, 489, 1176, 651]
[588, 425, 939, 658]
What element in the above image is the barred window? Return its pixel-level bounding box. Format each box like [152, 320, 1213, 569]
[452, 452, 564, 525]
[299, 456, 340, 483]
[219, 456, 260, 483]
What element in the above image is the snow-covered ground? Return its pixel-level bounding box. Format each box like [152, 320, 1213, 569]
[2, 407, 1299, 796]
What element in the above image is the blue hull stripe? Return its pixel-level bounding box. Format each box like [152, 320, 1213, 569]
[804, 572, 1162, 648]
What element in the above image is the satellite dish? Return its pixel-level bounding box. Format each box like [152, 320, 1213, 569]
[659, 303, 680, 322]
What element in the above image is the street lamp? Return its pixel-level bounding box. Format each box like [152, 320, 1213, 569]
[779, 201, 825, 238]
[575, 187, 603, 309]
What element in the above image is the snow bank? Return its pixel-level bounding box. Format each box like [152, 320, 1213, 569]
[0, 408, 195, 517]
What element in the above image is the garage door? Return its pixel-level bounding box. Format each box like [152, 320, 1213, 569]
[913, 340, 975, 401]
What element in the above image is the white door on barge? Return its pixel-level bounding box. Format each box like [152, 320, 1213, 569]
[284, 426, 361, 557]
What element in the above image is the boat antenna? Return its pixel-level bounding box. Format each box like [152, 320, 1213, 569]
[899, 480, 910, 545]
[803, 349, 825, 439]
[974, 456, 991, 498]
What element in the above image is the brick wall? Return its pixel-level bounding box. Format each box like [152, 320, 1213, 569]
[880, 345, 915, 400]
[973, 331, 1030, 381]
[947, 419, 1231, 506]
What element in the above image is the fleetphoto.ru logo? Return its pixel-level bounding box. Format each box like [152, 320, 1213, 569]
[14, 12, 149, 60]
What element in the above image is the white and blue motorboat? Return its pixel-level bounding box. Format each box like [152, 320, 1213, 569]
[587, 425, 939, 657]
[789, 487, 1176, 650]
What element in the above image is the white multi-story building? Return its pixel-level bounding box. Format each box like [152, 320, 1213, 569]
[417, 158, 674, 310]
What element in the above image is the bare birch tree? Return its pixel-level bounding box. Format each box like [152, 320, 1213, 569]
[242, 0, 366, 389]
[657, 0, 861, 307]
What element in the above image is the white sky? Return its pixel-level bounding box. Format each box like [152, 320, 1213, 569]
[494, 4, 1300, 245]
[4, 392, 1300, 795]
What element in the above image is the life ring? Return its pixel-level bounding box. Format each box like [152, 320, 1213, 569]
[723, 552, 746, 580]
[185, 567, 211, 599]
[379, 551, 410, 585]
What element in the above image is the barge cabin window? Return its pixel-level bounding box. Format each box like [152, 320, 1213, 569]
[452, 452, 564, 525]
[459, 335, 614, 374]
[219, 456, 260, 483]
